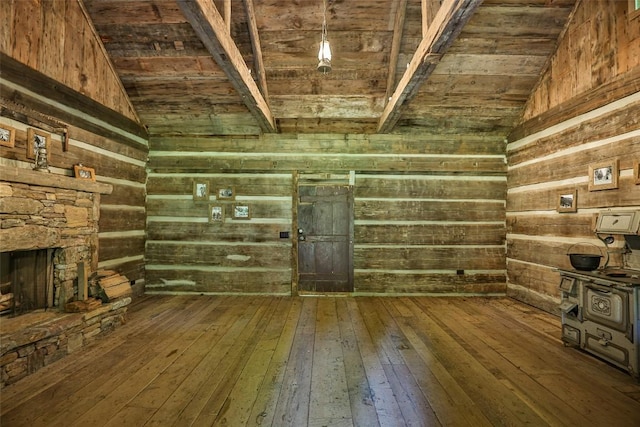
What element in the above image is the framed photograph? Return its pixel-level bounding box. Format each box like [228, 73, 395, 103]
[232, 204, 251, 220]
[193, 181, 210, 201]
[0, 125, 16, 148]
[73, 164, 96, 181]
[209, 204, 224, 223]
[217, 187, 235, 200]
[588, 159, 619, 191]
[27, 128, 50, 160]
[634, 160, 640, 185]
[557, 190, 577, 213]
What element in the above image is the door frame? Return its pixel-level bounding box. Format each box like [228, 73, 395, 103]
[292, 171, 354, 296]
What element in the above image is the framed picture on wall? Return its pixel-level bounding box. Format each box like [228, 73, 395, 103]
[232, 204, 250, 219]
[193, 181, 210, 201]
[217, 187, 235, 200]
[634, 160, 640, 185]
[557, 190, 577, 213]
[209, 204, 224, 223]
[73, 164, 96, 181]
[0, 125, 16, 148]
[26, 128, 50, 160]
[588, 159, 619, 191]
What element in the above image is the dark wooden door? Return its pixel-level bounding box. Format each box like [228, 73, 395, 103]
[297, 185, 354, 292]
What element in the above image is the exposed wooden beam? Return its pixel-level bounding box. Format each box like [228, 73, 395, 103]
[177, 0, 277, 133]
[385, 0, 408, 102]
[377, 0, 482, 133]
[224, 0, 231, 33]
[242, 0, 269, 100]
[422, 0, 442, 36]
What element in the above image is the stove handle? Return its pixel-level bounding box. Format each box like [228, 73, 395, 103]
[584, 284, 611, 295]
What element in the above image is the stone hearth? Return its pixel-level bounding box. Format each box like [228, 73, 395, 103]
[0, 165, 132, 387]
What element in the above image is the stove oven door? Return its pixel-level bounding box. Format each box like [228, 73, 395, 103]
[582, 283, 629, 333]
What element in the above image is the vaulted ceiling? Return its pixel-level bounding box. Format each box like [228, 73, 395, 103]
[83, 0, 577, 136]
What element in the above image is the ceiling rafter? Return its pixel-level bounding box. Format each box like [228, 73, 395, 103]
[377, 0, 482, 133]
[242, 0, 269, 100]
[385, 0, 408, 103]
[177, 0, 277, 133]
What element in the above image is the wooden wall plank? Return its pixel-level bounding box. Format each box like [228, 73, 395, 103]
[355, 224, 505, 245]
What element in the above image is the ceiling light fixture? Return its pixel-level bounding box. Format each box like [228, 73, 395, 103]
[317, 0, 332, 73]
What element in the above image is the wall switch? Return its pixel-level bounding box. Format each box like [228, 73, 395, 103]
[280, 231, 290, 239]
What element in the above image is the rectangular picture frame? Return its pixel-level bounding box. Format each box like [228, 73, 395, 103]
[232, 204, 251, 220]
[27, 128, 51, 160]
[557, 190, 577, 213]
[588, 159, 619, 191]
[634, 160, 640, 185]
[193, 181, 210, 201]
[73, 164, 96, 181]
[209, 204, 224, 223]
[217, 186, 235, 201]
[0, 124, 16, 148]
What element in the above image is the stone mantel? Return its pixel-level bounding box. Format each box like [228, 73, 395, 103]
[0, 165, 112, 195]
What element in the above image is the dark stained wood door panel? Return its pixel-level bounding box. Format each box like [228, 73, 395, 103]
[297, 185, 354, 292]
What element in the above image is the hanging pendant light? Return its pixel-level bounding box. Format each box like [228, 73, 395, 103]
[317, 0, 332, 73]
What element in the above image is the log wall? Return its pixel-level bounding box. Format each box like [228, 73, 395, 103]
[146, 134, 507, 295]
[0, 1, 149, 289]
[0, 0, 138, 122]
[505, 0, 640, 312]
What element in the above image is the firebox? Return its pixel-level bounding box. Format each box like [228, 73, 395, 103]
[0, 249, 55, 315]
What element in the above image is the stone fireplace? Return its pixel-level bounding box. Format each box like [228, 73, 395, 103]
[0, 165, 110, 313]
[0, 165, 131, 387]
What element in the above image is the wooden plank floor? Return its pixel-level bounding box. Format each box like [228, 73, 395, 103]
[2, 296, 640, 426]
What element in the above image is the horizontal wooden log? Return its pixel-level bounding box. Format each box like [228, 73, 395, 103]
[508, 103, 639, 167]
[506, 261, 560, 298]
[146, 199, 291, 219]
[354, 272, 506, 294]
[99, 209, 146, 233]
[355, 223, 505, 245]
[146, 222, 287, 242]
[354, 247, 505, 270]
[146, 175, 292, 196]
[149, 134, 505, 156]
[145, 269, 291, 294]
[506, 238, 610, 272]
[101, 184, 146, 207]
[355, 200, 504, 221]
[145, 242, 291, 268]
[99, 236, 145, 262]
[507, 178, 640, 211]
[147, 153, 506, 174]
[506, 214, 594, 238]
[355, 176, 506, 199]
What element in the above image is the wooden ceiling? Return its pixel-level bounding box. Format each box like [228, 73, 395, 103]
[83, 0, 577, 136]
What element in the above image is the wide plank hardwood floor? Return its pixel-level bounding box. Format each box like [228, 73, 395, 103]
[1, 295, 640, 426]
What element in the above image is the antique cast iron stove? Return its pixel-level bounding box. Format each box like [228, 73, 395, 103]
[559, 210, 640, 380]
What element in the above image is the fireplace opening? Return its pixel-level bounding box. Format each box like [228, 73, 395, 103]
[0, 249, 54, 316]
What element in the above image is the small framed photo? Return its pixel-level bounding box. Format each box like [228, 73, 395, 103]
[209, 204, 224, 223]
[0, 125, 16, 148]
[232, 204, 251, 220]
[588, 159, 619, 191]
[557, 190, 577, 213]
[193, 181, 210, 201]
[73, 164, 96, 181]
[634, 160, 640, 185]
[217, 187, 235, 200]
[27, 128, 51, 160]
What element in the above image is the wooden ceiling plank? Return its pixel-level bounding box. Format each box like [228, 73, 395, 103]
[377, 0, 483, 133]
[176, 0, 277, 133]
[242, 0, 269, 100]
[385, 0, 408, 102]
